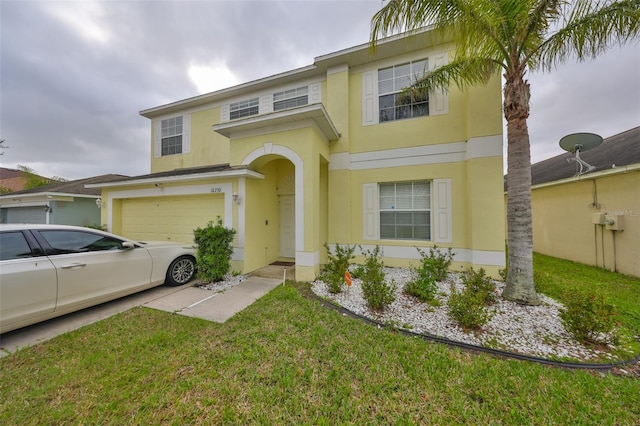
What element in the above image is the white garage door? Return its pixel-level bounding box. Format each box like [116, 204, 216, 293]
[121, 194, 224, 244]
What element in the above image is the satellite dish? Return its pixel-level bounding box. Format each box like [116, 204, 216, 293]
[559, 132, 602, 175]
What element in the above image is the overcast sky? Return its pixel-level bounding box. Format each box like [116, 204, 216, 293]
[1, 0, 639, 180]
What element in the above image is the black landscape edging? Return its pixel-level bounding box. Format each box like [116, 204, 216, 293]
[309, 293, 640, 370]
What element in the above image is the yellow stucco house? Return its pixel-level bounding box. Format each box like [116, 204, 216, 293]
[89, 30, 505, 281]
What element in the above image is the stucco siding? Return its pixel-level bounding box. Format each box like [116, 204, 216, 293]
[532, 172, 639, 277]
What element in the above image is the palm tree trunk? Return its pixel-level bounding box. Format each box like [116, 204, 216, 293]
[502, 72, 541, 305]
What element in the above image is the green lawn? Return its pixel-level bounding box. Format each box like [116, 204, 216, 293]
[1, 255, 639, 425]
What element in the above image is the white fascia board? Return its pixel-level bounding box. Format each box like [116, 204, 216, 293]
[0, 193, 76, 203]
[85, 169, 265, 189]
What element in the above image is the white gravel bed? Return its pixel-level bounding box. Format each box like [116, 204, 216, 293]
[196, 273, 248, 292]
[311, 267, 622, 362]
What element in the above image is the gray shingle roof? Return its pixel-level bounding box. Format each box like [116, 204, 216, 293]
[505, 126, 640, 189]
[3, 174, 129, 197]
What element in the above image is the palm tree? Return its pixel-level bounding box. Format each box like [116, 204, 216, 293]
[371, 0, 640, 305]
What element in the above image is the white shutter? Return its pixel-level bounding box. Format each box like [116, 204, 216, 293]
[363, 183, 379, 240]
[362, 71, 378, 126]
[309, 82, 321, 103]
[433, 178, 452, 243]
[153, 121, 161, 158]
[182, 114, 191, 154]
[430, 54, 449, 116]
[220, 105, 230, 122]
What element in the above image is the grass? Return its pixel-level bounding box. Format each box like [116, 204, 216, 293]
[1, 256, 639, 424]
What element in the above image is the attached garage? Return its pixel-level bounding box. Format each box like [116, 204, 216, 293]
[121, 194, 224, 244]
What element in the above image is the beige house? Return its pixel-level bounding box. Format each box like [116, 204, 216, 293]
[526, 126, 639, 277]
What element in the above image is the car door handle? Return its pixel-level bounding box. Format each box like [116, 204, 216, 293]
[61, 263, 87, 269]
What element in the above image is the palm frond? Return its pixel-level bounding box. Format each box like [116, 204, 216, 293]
[537, 0, 640, 69]
[404, 57, 501, 100]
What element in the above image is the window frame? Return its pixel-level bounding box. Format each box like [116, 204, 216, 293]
[378, 180, 432, 241]
[378, 58, 429, 123]
[230, 97, 259, 120]
[273, 86, 309, 111]
[160, 116, 183, 156]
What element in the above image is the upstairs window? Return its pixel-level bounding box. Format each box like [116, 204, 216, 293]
[273, 86, 308, 111]
[230, 97, 259, 119]
[161, 116, 183, 156]
[378, 59, 429, 123]
[379, 181, 431, 240]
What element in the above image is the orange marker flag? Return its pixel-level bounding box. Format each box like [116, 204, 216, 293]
[344, 271, 352, 286]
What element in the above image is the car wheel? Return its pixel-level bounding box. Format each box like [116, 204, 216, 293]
[166, 256, 196, 286]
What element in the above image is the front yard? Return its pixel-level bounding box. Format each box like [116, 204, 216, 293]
[1, 254, 639, 424]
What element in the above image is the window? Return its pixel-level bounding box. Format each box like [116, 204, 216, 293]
[161, 116, 183, 156]
[378, 59, 429, 122]
[273, 86, 308, 111]
[39, 230, 125, 254]
[379, 181, 431, 240]
[0, 232, 35, 260]
[230, 97, 259, 119]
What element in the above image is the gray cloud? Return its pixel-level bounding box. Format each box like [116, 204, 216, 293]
[1, 0, 638, 180]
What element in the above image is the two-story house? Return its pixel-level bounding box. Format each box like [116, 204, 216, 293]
[89, 29, 506, 281]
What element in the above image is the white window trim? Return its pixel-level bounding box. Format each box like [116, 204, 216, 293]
[363, 178, 452, 243]
[154, 114, 191, 158]
[362, 53, 449, 126]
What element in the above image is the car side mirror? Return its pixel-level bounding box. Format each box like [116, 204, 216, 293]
[121, 241, 136, 250]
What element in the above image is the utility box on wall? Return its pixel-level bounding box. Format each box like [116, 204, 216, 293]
[592, 212, 605, 225]
[605, 214, 625, 231]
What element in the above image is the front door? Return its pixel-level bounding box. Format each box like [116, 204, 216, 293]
[279, 195, 295, 258]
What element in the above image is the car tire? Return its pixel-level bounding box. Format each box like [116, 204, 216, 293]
[166, 256, 196, 286]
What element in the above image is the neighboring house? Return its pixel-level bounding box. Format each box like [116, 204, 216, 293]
[0, 167, 28, 193]
[0, 174, 127, 226]
[89, 29, 505, 281]
[527, 126, 640, 278]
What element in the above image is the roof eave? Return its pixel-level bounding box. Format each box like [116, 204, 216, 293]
[86, 168, 265, 189]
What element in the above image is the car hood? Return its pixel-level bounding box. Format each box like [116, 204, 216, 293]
[136, 241, 196, 250]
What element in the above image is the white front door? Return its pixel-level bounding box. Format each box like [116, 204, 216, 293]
[279, 195, 295, 258]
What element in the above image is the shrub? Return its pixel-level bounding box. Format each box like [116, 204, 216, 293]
[447, 282, 493, 331]
[416, 245, 454, 282]
[360, 246, 396, 311]
[319, 243, 357, 293]
[461, 268, 497, 305]
[193, 217, 236, 282]
[405, 260, 438, 304]
[560, 291, 619, 344]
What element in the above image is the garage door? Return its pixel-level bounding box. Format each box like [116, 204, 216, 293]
[121, 194, 224, 244]
[6, 206, 46, 224]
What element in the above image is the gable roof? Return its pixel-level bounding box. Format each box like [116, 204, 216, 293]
[1, 174, 128, 198]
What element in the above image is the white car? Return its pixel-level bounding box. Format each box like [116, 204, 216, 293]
[0, 224, 196, 334]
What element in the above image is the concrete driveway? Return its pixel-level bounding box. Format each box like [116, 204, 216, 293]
[0, 284, 189, 358]
[0, 274, 283, 358]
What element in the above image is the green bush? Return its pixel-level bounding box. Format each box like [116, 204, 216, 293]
[361, 246, 396, 311]
[405, 259, 438, 304]
[319, 243, 357, 293]
[416, 245, 454, 282]
[193, 217, 236, 282]
[447, 282, 493, 331]
[461, 268, 496, 305]
[560, 291, 619, 344]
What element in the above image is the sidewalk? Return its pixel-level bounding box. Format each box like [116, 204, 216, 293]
[143, 276, 283, 323]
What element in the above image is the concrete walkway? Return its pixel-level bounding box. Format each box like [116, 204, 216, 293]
[143, 276, 282, 323]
